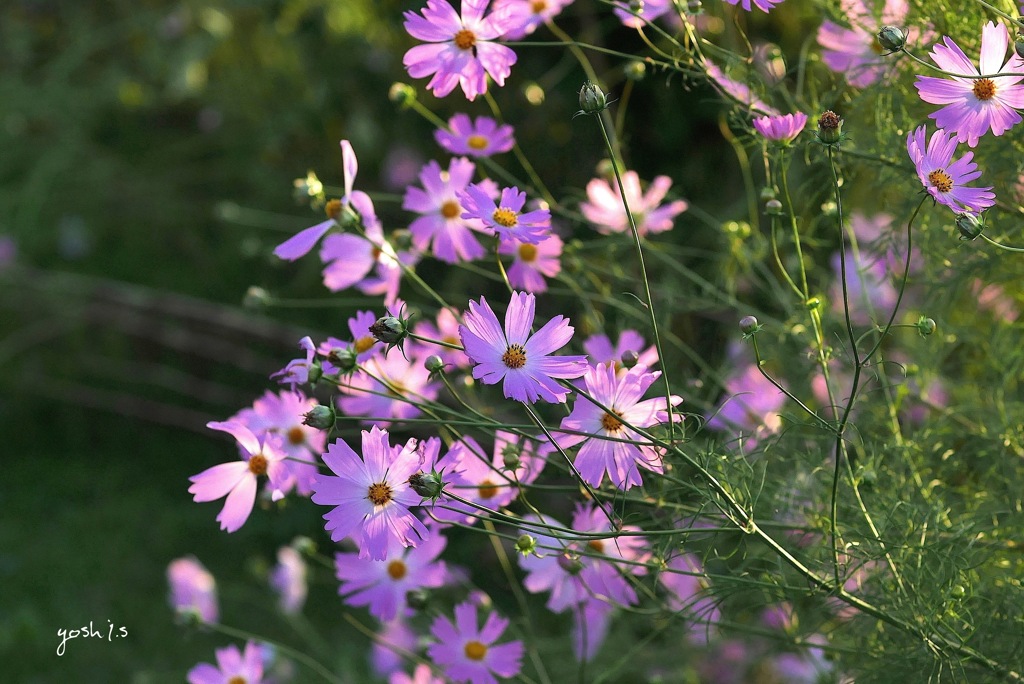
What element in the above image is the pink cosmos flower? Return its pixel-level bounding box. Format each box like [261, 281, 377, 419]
[580, 171, 688, 237]
[335, 533, 449, 621]
[372, 619, 419, 677]
[906, 126, 995, 214]
[498, 233, 563, 293]
[915, 22, 1024, 147]
[390, 664, 447, 684]
[189, 422, 289, 533]
[319, 223, 418, 307]
[318, 309, 382, 366]
[404, 157, 489, 263]
[187, 641, 264, 684]
[403, 0, 518, 101]
[612, 0, 672, 27]
[459, 290, 588, 403]
[459, 184, 550, 244]
[818, 0, 926, 88]
[706, 63, 780, 116]
[571, 600, 613, 662]
[311, 426, 430, 560]
[271, 336, 319, 390]
[707, 362, 786, 449]
[412, 307, 472, 368]
[753, 112, 808, 143]
[338, 350, 441, 427]
[722, 0, 783, 12]
[269, 546, 308, 614]
[435, 114, 515, 157]
[167, 556, 218, 623]
[659, 553, 721, 645]
[496, 0, 574, 38]
[558, 363, 682, 490]
[230, 390, 326, 497]
[426, 601, 524, 684]
[583, 330, 658, 370]
[274, 140, 378, 261]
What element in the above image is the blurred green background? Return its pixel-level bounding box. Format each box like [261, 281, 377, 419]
[0, 1, 780, 681]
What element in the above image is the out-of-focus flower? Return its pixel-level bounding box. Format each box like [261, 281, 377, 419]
[495, 0, 574, 38]
[829, 250, 898, 325]
[405, 157, 490, 263]
[722, 0, 783, 12]
[426, 601, 524, 684]
[338, 350, 440, 427]
[580, 171, 688, 237]
[752, 112, 808, 143]
[499, 233, 563, 293]
[187, 641, 264, 684]
[706, 363, 786, 449]
[706, 62, 780, 116]
[818, 0, 928, 87]
[583, 330, 659, 370]
[435, 114, 515, 157]
[168, 556, 218, 623]
[659, 553, 721, 645]
[612, 0, 672, 27]
[390, 664, 447, 684]
[270, 546, 308, 614]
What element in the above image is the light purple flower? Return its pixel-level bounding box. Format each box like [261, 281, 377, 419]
[187, 641, 264, 684]
[335, 533, 449, 621]
[435, 114, 515, 157]
[270, 336, 319, 390]
[659, 553, 721, 645]
[319, 223, 418, 307]
[723, 0, 783, 12]
[318, 309, 383, 366]
[338, 350, 441, 427]
[571, 600, 613, 662]
[403, 0, 518, 101]
[274, 140, 378, 261]
[426, 601, 524, 684]
[459, 291, 588, 403]
[390, 664, 447, 684]
[706, 62, 780, 116]
[496, 0, 574, 38]
[753, 112, 808, 143]
[404, 157, 489, 263]
[612, 0, 672, 27]
[167, 556, 218, 623]
[558, 363, 681, 490]
[189, 422, 289, 532]
[498, 233, 563, 293]
[269, 546, 308, 614]
[311, 426, 430, 560]
[372, 619, 419, 677]
[915, 22, 1024, 147]
[817, 0, 926, 88]
[583, 330, 658, 370]
[580, 171, 687, 237]
[707, 363, 786, 449]
[907, 125, 995, 214]
[412, 307, 473, 368]
[459, 184, 550, 244]
[829, 251, 898, 325]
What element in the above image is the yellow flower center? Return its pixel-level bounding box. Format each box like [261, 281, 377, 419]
[287, 426, 305, 445]
[441, 200, 461, 219]
[387, 560, 407, 580]
[248, 453, 268, 476]
[355, 336, 376, 353]
[478, 479, 498, 499]
[454, 29, 476, 50]
[502, 344, 527, 369]
[367, 482, 393, 506]
[228, 677, 247, 684]
[531, 0, 548, 10]
[600, 411, 624, 432]
[467, 134, 488, 150]
[443, 335, 459, 347]
[492, 207, 518, 228]
[517, 243, 538, 262]
[588, 539, 605, 554]
[927, 169, 953, 193]
[464, 640, 488, 661]
[973, 78, 996, 100]
[325, 199, 342, 219]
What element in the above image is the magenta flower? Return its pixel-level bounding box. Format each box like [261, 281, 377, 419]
[189, 422, 289, 532]
[915, 22, 1024, 147]
[269, 546, 308, 614]
[167, 556, 218, 623]
[580, 171, 687, 237]
[906, 126, 995, 214]
[583, 329, 658, 370]
[498, 233, 563, 293]
[435, 114, 515, 157]
[558, 363, 681, 490]
[459, 291, 588, 403]
[459, 184, 550, 244]
[612, 0, 672, 27]
[403, 0, 518, 101]
[319, 223, 418, 307]
[338, 350, 441, 427]
[335, 533, 449, 621]
[722, 0, 783, 12]
[495, 0, 573, 38]
[404, 157, 488, 263]
[426, 601, 524, 684]
[311, 426, 430, 560]
[753, 112, 808, 143]
[187, 641, 264, 684]
[817, 0, 925, 88]
[274, 140, 378, 261]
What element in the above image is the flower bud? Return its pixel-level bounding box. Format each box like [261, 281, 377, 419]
[515, 534, 537, 557]
[759, 186, 777, 202]
[243, 286, 270, 309]
[686, 0, 702, 13]
[739, 315, 760, 335]
[955, 212, 984, 240]
[388, 82, 416, 107]
[816, 110, 843, 145]
[917, 316, 936, 337]
[620, 349, 639, 368]
[624, 60, 647, 82]
[1016, 34, 1024, 60]
[328, 346, 358, 373]
[877, 25, 906, 53]
[501, 443, 522, 471]
[578, 81, 608, 115]
[406, 588, 430, 611]
[408, 469, 445, 501]
[424, 354, 445, 373]
[292, 171, 324, 204]
[765, 198, 783, 216]
[805, 296, 821, 311]
[371, 315, 406, 345]
[557, 552, 584, 575]
[302, 404, 336, 431]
